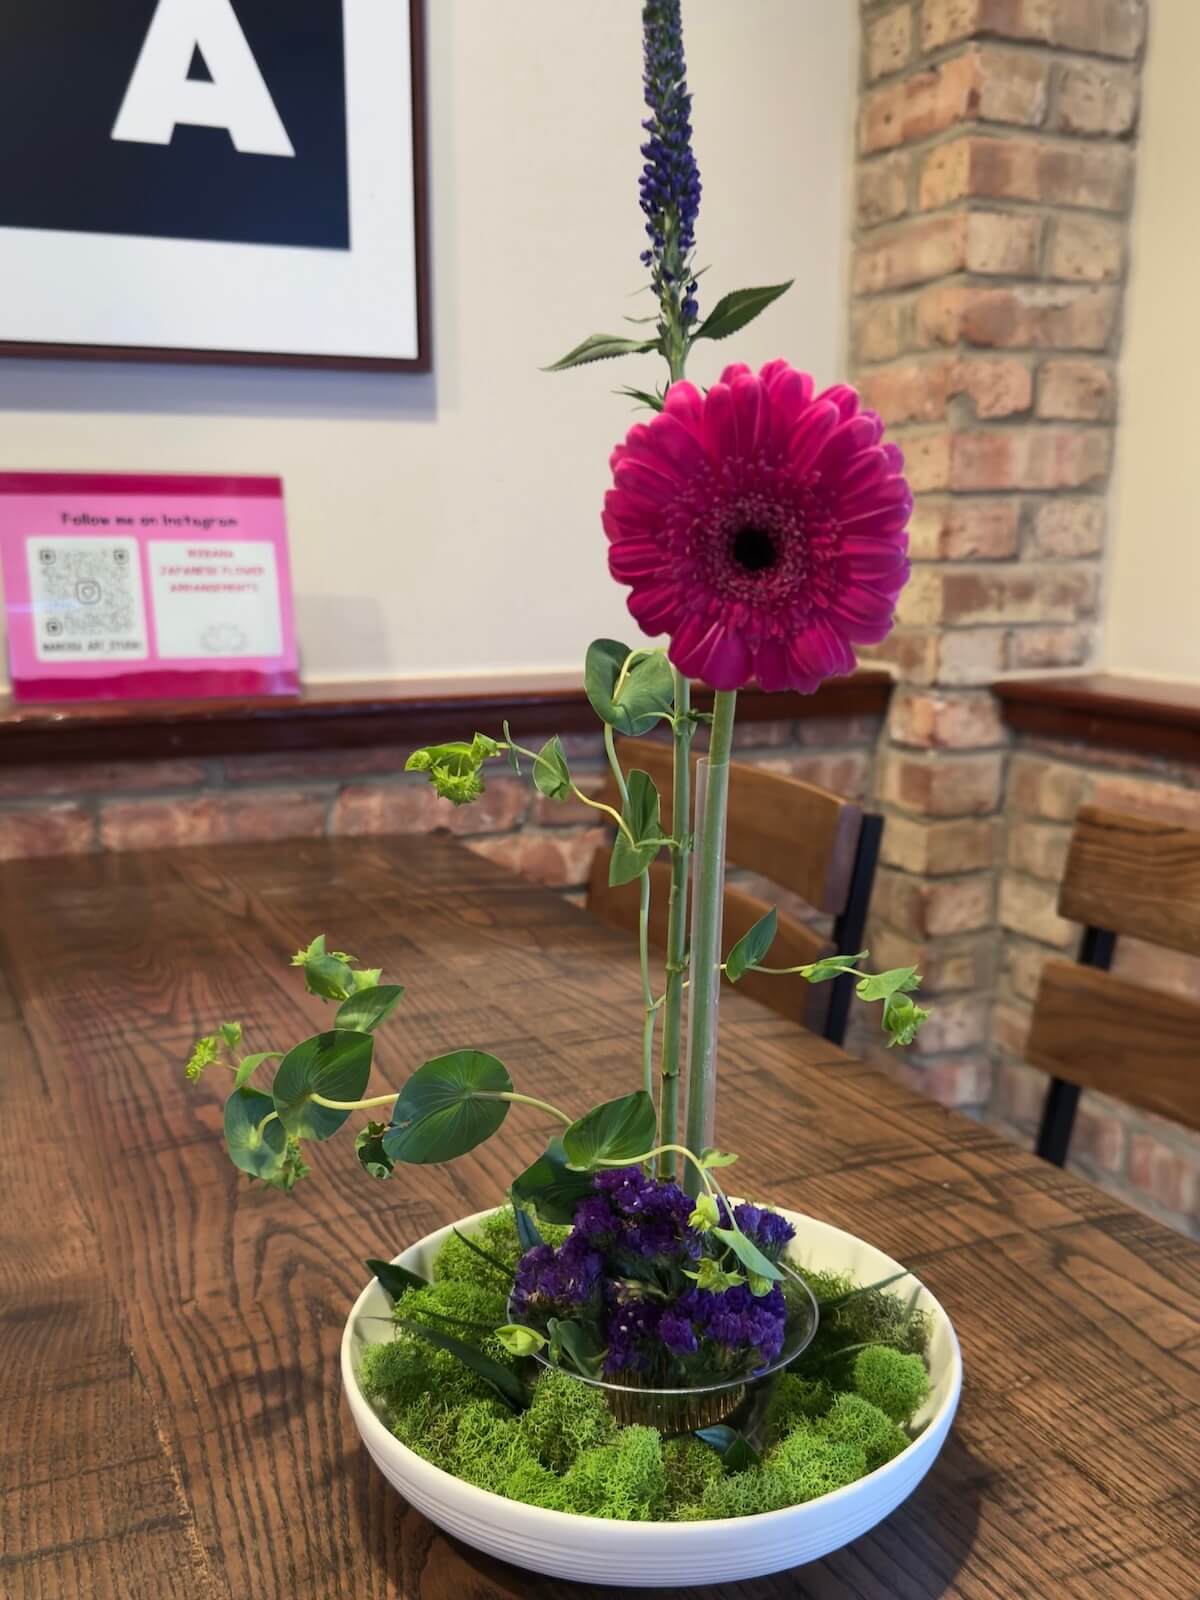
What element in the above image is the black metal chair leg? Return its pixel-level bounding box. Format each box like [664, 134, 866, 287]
[825, 813, 884, 1047]
[1035, 1077, 1082, 1166]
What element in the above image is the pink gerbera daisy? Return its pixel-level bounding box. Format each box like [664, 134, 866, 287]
[602, 360, 912, 693]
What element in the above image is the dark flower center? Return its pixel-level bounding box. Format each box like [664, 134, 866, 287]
[732, 525, 778, 573]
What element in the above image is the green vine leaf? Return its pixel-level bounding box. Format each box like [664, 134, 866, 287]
[725, 908, 777, 982]
[532, 736, 572, 802]
[223, 1086, 287, 1179]
[291, 934, 357, 1002]
[335, 984, 405, 1033]
[232, 1051, 282, 1091]
[712, 1225, 783, 1284]
[800, 951, 869, 985]
[272, 1029, 374, 1140]
[544, 333, 660, 371]
[382, 1050, 513, 1166]
[692, 281, 794, 343]
[609, 769, 667, 886]
[584, 639, 674, 736]
[356, 1121, 395, 1179]
[562, 1090, 656, 1171]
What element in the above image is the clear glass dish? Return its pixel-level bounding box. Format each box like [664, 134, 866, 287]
[518, 1272, 820, 1435]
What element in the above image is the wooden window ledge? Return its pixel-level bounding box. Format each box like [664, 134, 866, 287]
[994, 673, 1200, 761]
[0, 671, 894, 766]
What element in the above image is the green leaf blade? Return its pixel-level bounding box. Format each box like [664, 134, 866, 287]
[511, 1137, 596, 1225]
[382, 1050, 513, 1166]
[532, 736, 572, 802]
[232, 1051, 281, 1091]
[725, 908, 778, 983]
[609, 769, 666, 886]
[223, 1086, 287, 1179]
[272, 1029, 374, 1140]
[365, 1257, 428, 1300]
[335, 984, 406, 1033]
[712, 1225, 783, 1283]
[562, 1090, 655, 1171]
[392, 1317, 527, 1411]
[693, 281, 794, 343]
[584, 640, 674, 736]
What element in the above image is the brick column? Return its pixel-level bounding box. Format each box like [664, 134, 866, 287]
[849, 0, 1146, 1107]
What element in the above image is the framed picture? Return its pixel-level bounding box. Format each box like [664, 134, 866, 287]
[0, 0, 430, 371]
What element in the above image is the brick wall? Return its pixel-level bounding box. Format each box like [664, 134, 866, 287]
[849, 1, 1146, 1112]
[0, 714, 883, 901]
[992, 736, 1200, 1239]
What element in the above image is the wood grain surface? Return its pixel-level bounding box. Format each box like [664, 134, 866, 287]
[2, 834, 1199, 1599]
[1028, 959, 1200, 1133]
[1059, 805, 1200, 957]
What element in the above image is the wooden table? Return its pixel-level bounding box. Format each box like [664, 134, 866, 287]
[2, 834, 1199, 1599]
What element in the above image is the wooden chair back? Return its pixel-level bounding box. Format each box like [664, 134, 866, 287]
[587, 737, 881, 1041]
[1029, 806, 1200, 1159]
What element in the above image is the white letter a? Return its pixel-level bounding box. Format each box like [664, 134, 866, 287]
[112, 0, 295, 157]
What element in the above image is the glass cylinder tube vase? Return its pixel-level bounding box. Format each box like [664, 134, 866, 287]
[684, 754, 731, 1162]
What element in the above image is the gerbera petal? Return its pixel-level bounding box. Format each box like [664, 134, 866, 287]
[702, 381, 739, 462]
[788, 400, 841, 474]
[814, 384, 860, 422]
[627, 580, 686, 634]
[729, 373, 765, 456]
[668, 613, 753, 691]
[800, 620, 857, 679]
[613, 457, 684, 505]
[718, 363, 753, 388]
[608, 539, 667, 581]
[816, 415, 881, 483]
[663, 380, 704, 422]
[645, 411, 708, 476]
[882, 443, 905, 474]
[751, 637, 795, 693]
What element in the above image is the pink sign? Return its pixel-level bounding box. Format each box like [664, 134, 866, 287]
[0, 472, 299, 703]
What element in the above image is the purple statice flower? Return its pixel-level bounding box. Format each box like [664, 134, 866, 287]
[573, 1194, 619, 1244]
[594, 1165, 654, 1214]
[658, 1310, 699, 1358]
[732, 1203, 796, 1258]
[604, 1290, 662, 1375]
[639, 0, 702, 322]
[676, 1283, 788, 1368]
[510, 1235, 601, 1320]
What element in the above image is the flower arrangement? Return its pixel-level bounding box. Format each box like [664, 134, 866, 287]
[186, 0, 934, 1531]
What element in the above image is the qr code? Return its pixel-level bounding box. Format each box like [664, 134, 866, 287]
[27, 537, 149, 662]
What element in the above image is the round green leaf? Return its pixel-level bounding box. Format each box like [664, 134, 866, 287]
[223, 1086, 287, 1179]
[562, 1090, 655, 1171]
[335, 984, 406, 1033]
[233, 1051, 282, 1091]
[511, 1137, 595, 1225]
[584, 640, 674, 736]
[382, 1050, 513, 1166]
[272, 1029, 374, 1140]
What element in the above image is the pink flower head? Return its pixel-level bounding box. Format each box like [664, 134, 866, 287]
[602, 360, 912, 692]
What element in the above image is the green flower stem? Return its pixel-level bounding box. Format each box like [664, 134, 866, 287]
[255, 1110, 280, 1139]
[476, 1091, 575, 1128]
[657, 668, 692, 1179]
[682, 689, 738, 1197]
[596, 1144, 714, 1198]
[503, 739, 635, 843]
[603, 723, 657, 1139]
[310, 1090, 399, 1112]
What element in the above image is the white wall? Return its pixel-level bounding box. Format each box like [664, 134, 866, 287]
[1104, 5, 1200, 681]
[0, 1, 855, 691]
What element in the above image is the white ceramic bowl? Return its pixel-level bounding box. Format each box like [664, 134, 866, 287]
[341, 1206, 962, 1587]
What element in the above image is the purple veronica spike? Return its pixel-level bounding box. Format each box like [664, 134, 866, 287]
[639, 0, 702, 322]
